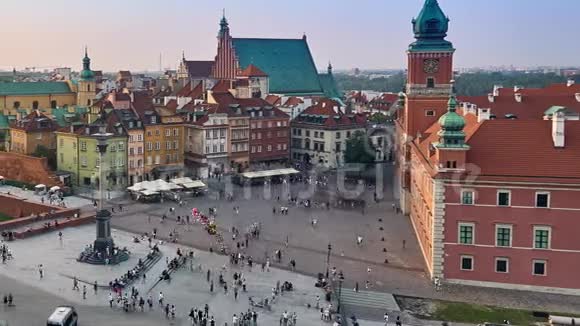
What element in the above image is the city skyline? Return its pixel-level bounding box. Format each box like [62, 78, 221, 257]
[1, 0, 579, 71]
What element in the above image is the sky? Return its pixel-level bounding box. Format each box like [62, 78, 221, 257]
[0, 0, 579, 72]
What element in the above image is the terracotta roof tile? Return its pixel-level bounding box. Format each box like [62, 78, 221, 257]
[265, 95, 281, 106]
[184, 60, 213, 78]
[239, 64, 268, 77]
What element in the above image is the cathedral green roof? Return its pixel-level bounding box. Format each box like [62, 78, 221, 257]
[318, 73, 342, 100]
[232, 38, 324, 96]
[0, 82, 73, 96]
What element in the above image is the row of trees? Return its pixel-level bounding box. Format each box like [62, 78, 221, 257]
[336, 71, 575, 96]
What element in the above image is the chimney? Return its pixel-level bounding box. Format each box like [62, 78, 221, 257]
[514, 93, 522, 103]
[85, 127, 90, 135]
[477, 108, 491, 123]
[567, 79, 575, 87]
[322, 102, 326, 108]
[333, 106, 339, 114]
[575, 93, 580, 103]
[552, 111, 565, 148]
[70, 124, 74, 133]
[514, 85, 523, 92]
[493, 85, 502, 97]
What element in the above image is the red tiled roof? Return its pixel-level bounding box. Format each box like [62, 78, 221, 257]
[11, 110, 58, 132]
[459, 83, 580, 120]
[283, 97, 303, 107]
[297, 98, 366, 128]
[239, 64, 268, 77]
[416, 110, 580, 181]
[118, 70, 132, 78]
[166, 99, 178, 113]
[265, 95, 281, 106]
[176, 82, 204, 99]
[212, 80, 232, 93]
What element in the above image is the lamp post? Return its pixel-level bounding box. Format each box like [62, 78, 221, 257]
[325, 242, 332, 279]
[337, 270, 344, 314]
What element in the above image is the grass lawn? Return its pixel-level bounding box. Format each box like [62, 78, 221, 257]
[0, 212, 12, 222]
[431, 301, 544, 325]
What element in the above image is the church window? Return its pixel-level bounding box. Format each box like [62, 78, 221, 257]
[427, 77, 435, 88]
[87, 99, 91, 106]
[88, 84, 91, 92]
[51, 100, 57, 109]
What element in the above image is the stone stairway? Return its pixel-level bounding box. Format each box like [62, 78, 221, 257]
[339, 288, 400, 311]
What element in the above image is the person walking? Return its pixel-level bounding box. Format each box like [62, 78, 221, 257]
[82, 285, 87, 299]
[38, 264, 44, 279]
[384, 312, 389, 325]
[164, 304, 170, 318]
[210, 279, 214, 293]
[108, 292, 114, 308]
[207, 268, 211, 282]
[234, 287, 238, 301]
[93, 281, 98, 294]
[147, 295, 153, 310]
[158, 291, 164, 306]
[72, 277, 79, 291]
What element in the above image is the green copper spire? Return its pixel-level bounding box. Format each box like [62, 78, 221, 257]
[436, 94, 468, 148]
[80, 47, 95, 80]
[219, 9, 229, 37]
[409, 0, 454, 52]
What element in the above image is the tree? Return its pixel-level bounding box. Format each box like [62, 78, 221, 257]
[368, 112, 388, 124]
[32, 145, 56, 170]
[344, 131, 375, 165]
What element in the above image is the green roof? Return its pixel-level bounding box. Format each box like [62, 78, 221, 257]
[51, 106, 88, 127]
[318, 73, 342, 99]
[0, 112, 9, 129]
[232, 38, 324, 96]
[409, 0, 454, 52]
[0, 82, 72, 96]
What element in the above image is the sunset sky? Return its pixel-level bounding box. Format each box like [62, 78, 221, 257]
[1, 0, 578, 72]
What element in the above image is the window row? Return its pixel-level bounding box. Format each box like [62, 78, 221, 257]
[251, 120, 287, 129]
[128, 134, 144, 142]
[128, 147, 143, 155]
[251, 130, 288, 140]
[206, 129, 226, 139]
[250, 143, 287, 153]
[205, 144, 226, 154]
[458, 223, 552, 249]
[461, 189, 551, 208]
[460, 255, 547, 276]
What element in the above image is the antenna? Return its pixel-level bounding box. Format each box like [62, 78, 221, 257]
[159, 53, 162, 72]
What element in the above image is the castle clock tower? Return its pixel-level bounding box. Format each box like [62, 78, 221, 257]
[396, 0, 454, 215]
[402, 0, 454, 139]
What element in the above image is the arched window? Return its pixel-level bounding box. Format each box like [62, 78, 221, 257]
[32, 101, 39, 110]
[50, 100, 57, 109]
[304, 138, 311, 150]
[13, 101, 20, 109]
[427, 77, 435, 88]
[87, 99, 91, 106]
[87, 84, 91, 92]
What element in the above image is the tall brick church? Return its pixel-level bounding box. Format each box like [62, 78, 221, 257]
[397, 0, 580, 294]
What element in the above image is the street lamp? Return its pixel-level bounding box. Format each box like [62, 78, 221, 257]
[325, 242, 332, 279]
[337, 270, 345, 313]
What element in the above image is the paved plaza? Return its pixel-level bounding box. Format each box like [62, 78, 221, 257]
[0, 225, 341, 325]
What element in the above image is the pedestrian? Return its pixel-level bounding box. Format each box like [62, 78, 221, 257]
[165, 304, 170, 318]
[210, 316, 216, 326]
[147, 295, 153, 310]
[119, 204, 123, 212]
[139, 297, 145, 312]
[58, 231, 63, 240]
[204, 303, 209, 317]
[7, 293, 13, 306]
[93, 280, 98, 294]
[158, 291, 164, 306]
[73, 277, 79, 290]
[210, 280, 214, 293]
[82, 285, 87, 299]
[224, 283, 228, 294]
[402, 239, 406, 249]
[384, 312, 389, 325]
[171, 304, 176, 319]
[234, 287, 238, 300]
[396, 316, 402, 326]
[266, 258, 270, 272]
[355, 282, 359, 292]
[108, 292, 114, 307]
[38, 264, 44, 279]
[207, 268, 211, 282]
[316, 295, 320, 309]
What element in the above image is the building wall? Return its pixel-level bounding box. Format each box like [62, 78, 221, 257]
[291, 125, 363, 169]
[0, 152, 62, 187]
[443, 183, 580, 291]
[408, 148, 436, 274]
[56, 133, 79, 185]
[1, 94, 76, 115]
[10, 129, 56, 155]
[228, 117, 249, 168]
[77, 80, 96, 107]
[143, 123, 184, 180]
[249, 117, 289, 163]
[407, 52, 453, 89]
[127, 129, 144, 185]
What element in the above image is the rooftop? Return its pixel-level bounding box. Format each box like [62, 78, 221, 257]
[0, 82, 73, 96]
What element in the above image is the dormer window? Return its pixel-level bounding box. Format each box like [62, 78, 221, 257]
[151, 116, 157, 124]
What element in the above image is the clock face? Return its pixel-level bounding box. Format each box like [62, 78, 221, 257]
[423, 59, 440, 74]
